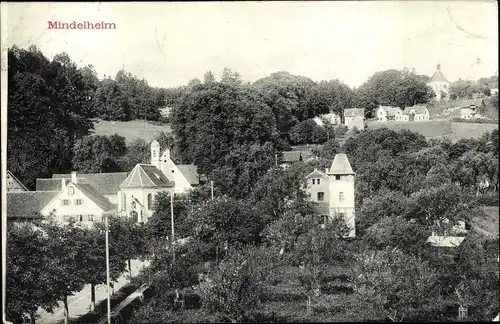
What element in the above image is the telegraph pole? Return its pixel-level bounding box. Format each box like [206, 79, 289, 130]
[210, 181, 214, 201]
[170, 192, 175, 262]
[105, 214, 111, 324]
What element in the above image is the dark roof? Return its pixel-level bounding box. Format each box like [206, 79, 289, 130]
[282, 151, 302, 163]
[344, 108, 365, 118]
[120, 164, 174, 189]
[403, 105, 428, 115]
[36, 178, 63, 191]
[328, 153, 355, 175]
[52, 172, 128, 195]
[306, 169, 329, 179]
[429, 69, 450, 83]
[177, 164, 200, 185]
[453, 99, 485, 108]
[74, 183, 116, 212]
[7, 191, 58, 219]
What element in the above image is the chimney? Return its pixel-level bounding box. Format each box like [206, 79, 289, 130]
[61, 177, 66, 188]
[71, 171, 78, 184]
[325, 168, 329, 174]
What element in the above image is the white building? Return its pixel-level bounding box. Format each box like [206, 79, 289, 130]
[117, 140, 199, 222]
[304, 153, 356, 237]
[344, 108, 365, 130]
[427, 63, 451, 101]
[320, 112, 341, 125]
[402, 105, 431, 121]
[375, 106, 404, 122]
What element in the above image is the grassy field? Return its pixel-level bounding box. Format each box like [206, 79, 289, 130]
[92, 119, 172, 143]
[366, 120, 497, 141]
[474, 206, 499, 237]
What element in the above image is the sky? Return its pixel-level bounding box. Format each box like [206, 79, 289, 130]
[2, 1, 498, 88]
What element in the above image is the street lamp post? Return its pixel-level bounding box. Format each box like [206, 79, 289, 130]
[105, 214, 111, 324]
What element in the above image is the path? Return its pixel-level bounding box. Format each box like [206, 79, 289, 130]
[36, 259, 150, 324]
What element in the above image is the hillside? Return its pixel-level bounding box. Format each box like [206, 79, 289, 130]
[92, 120, 172, 143]
[366, 120, 497, 141]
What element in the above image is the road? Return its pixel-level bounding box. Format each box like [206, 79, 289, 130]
[35, 259, 150, 324]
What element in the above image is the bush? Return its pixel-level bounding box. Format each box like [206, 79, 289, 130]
[472, 192, 499, 206]
[451, 118, 497, 124]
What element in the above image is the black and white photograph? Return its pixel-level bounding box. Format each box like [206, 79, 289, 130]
[1, 1, 498, 323]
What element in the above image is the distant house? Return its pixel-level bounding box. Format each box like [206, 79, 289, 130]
[7, 191, 58, 221]
[280, 151, 303, 168]
[344, 108, 365, 130]
[402, 105, 430, 122]
[45, 172, 128, 205]
[458, 99, 485, 119]
[312, 116, 324, 127]
[375, 106, 404, 122]
[159, 106, 173, 118]
[117, 140, 200, 222]
[426, 219, 469, 248]
[304, 153, 356, 237]
[427, 63, 451, 101]
[6, 170, 28, 192]
[40, 172, 116, 224]
[320, 112, 342, 125]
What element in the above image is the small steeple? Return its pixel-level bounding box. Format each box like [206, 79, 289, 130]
[437, 62, 441, 70]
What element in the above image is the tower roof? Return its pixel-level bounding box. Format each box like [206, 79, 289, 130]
[328, 153, 355, 175]
[429, 64, 450, 84]
[151, 140, 160, 148]
[120, 164, 174, 189]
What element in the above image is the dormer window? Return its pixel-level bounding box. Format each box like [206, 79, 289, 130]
[68, 186, 74, 195]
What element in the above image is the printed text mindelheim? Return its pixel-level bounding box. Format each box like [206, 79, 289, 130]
[48, 21, 116, 30]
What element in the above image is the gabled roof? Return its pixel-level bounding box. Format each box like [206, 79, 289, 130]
[6, 170, 28, 191]
[305, 169, 329, 179]
[403, 105, 428, 115]
[344, 108, 365, 118]
[429, 69, 450, 84]
[74, 183, 116, 212]
[452, 99, 485, 108]
[7, 191, 58, 219]
[52, 172, 128, 195]
[328, 153, 355, 175]
[177, 164, 200, 185]
[282, 151, 302, 163]
[378, 106, 402, 116]
[120, 164, 174, 189]
[36, 178, 63, 191]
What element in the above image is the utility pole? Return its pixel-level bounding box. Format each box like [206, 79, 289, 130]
[170, 192, 175, 262]
[105, 214, 111, 324]
[275, 154, 278, 167]
[210, 181, 214, 201]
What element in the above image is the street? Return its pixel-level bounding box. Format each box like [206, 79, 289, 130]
[35, 259, 150, 324]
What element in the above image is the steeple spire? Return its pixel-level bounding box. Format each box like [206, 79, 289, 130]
[437, 62, 441, 70]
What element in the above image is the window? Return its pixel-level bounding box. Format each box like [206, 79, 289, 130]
[75, 199, 83, 205]
[319, 215, 328, 225]
[68, 186, 74, 195]
[317, 192, 325, 201]
[458, 306, 468, 320]
[335, 175, 340, 180]
[339, 192, 345, 202]
[317, 179, 320, 185]
[88, 215, 94, 222]
[147, 193, 152, 210]
[338, 212, 346, 219]
[62, 199, 69, 206]
[171, 170, 174, 173]
[153, 151, 157, 158]
[312, 179, 316, 185]
[78, 215, 83, 222]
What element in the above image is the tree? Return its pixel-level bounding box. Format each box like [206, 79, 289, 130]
[352, 247, 442, 321]
[289, 119, 328, 145]
[204, 71, 216, 84]
[116, 138, 150, 171]
[71, 135, 121, 173]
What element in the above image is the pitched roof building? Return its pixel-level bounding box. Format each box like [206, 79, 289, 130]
[7, 191, 58, 220]
[6, 171, 28, 192]
[427, 63, 451, 101]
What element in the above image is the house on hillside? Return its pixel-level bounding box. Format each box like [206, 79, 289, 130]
[427, 63, 451, 101]
[304, 153, 356, 237]
[312, 116, 324, 127]
[426, 218, 469, 248]
[458, 99, 485, 119]
[320, 112, 341, 125]
[280, 151, 303, 169]
[375, 106, 404, 122]
[43, 172, 128, 204]
[7, 191, 58, 222]
[403, 105, 430, 122]
[39, 172, 116, 224]
[6, 170, 28, 192]
[344, 108, 365, 130]
[117, 140, 200, 222]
